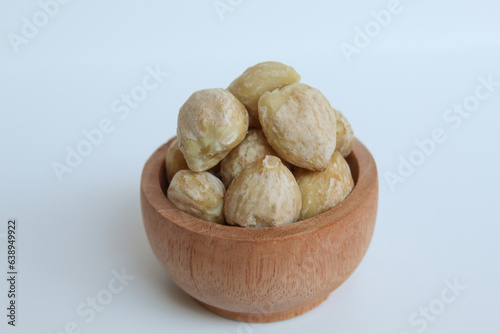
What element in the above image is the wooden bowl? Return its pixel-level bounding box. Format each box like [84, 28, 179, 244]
[140, 137, 378, 323]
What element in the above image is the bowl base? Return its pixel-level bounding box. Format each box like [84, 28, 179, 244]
[194, 296, 328, 323]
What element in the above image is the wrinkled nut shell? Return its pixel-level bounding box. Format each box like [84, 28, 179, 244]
[220, 129, 291, 188]
[334, 108, 354, 157]
[258, 83, 337, 171]
[177, 88, 249, 172]
[165, 137, 189, 183]
[227, 61, 300, 128]
[294, 151, 354, 221]
[167, 170, 226, 224]
[224, 155, 301, 227]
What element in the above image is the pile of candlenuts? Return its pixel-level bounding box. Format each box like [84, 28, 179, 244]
[165, 61, 354, 228]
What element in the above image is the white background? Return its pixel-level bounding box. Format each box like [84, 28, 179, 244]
[1, 0, 500, 333]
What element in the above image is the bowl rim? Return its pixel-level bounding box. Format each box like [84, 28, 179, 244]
[141, 137, 377, 241]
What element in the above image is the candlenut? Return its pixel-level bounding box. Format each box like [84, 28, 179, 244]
[334, 108, 354, 157]
[224, 156, 301, 227]
[165, 137, 189, 183]
[167, 170, 226, 224]
[227, 61, 300, 128]
[220, 129, 290, 188]
[294, 151, 354, 220]
[177, 88, 249, 172]
[258, 83, 337, 171]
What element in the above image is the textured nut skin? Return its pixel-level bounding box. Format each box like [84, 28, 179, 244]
[177, 88, 249, 172]
[334, 108, 354, 157]
[227, 61, 300, 128]
[220, 129, 291, 187]
[294, 151, 354, 220]
[258, 83, 337, 171]
[165, 137, 189, 182]
[224, 155, 301, 227]
[167, 170, 226, 224]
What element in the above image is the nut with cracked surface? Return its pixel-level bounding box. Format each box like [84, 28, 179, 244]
[227, 61, 300, 128]
[258, 83, 337, 171]
[224, 155, 301, 227]
[167, 170, 226, 224]
[294, 151, 354, 221]
[177, 88, 249, 172]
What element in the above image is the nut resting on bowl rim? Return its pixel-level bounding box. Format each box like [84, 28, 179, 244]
[140, 136, 378, 323]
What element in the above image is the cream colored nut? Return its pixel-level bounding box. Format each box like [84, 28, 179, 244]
[220, 129, 291, 187]
[258, 83, 337, 171]
[334, 108, 354, 157]
[165, 137, 189, 183]
[224, 155, 301, 227]
[177, 88, 249, 172]
[165, 137, 222, 181]
[294, 151, 354, 220]
[227, 61, 300, 128]
[167, 170, 226, 224]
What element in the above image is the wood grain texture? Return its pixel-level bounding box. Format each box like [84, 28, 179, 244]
[141, 137, 378, 322]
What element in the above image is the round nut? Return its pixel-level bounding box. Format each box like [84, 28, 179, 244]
[227, 61, 300, 128]
[165, 137, 189, 183]
[258, 83, 337, 171]
[177, 88, 249, 172]
[220, 129, 291, 188]
[167, 170, 226, 224]
[334, 108, 354, 157]
[294, 151, 354, 220]
[224, 155, 301, 227]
